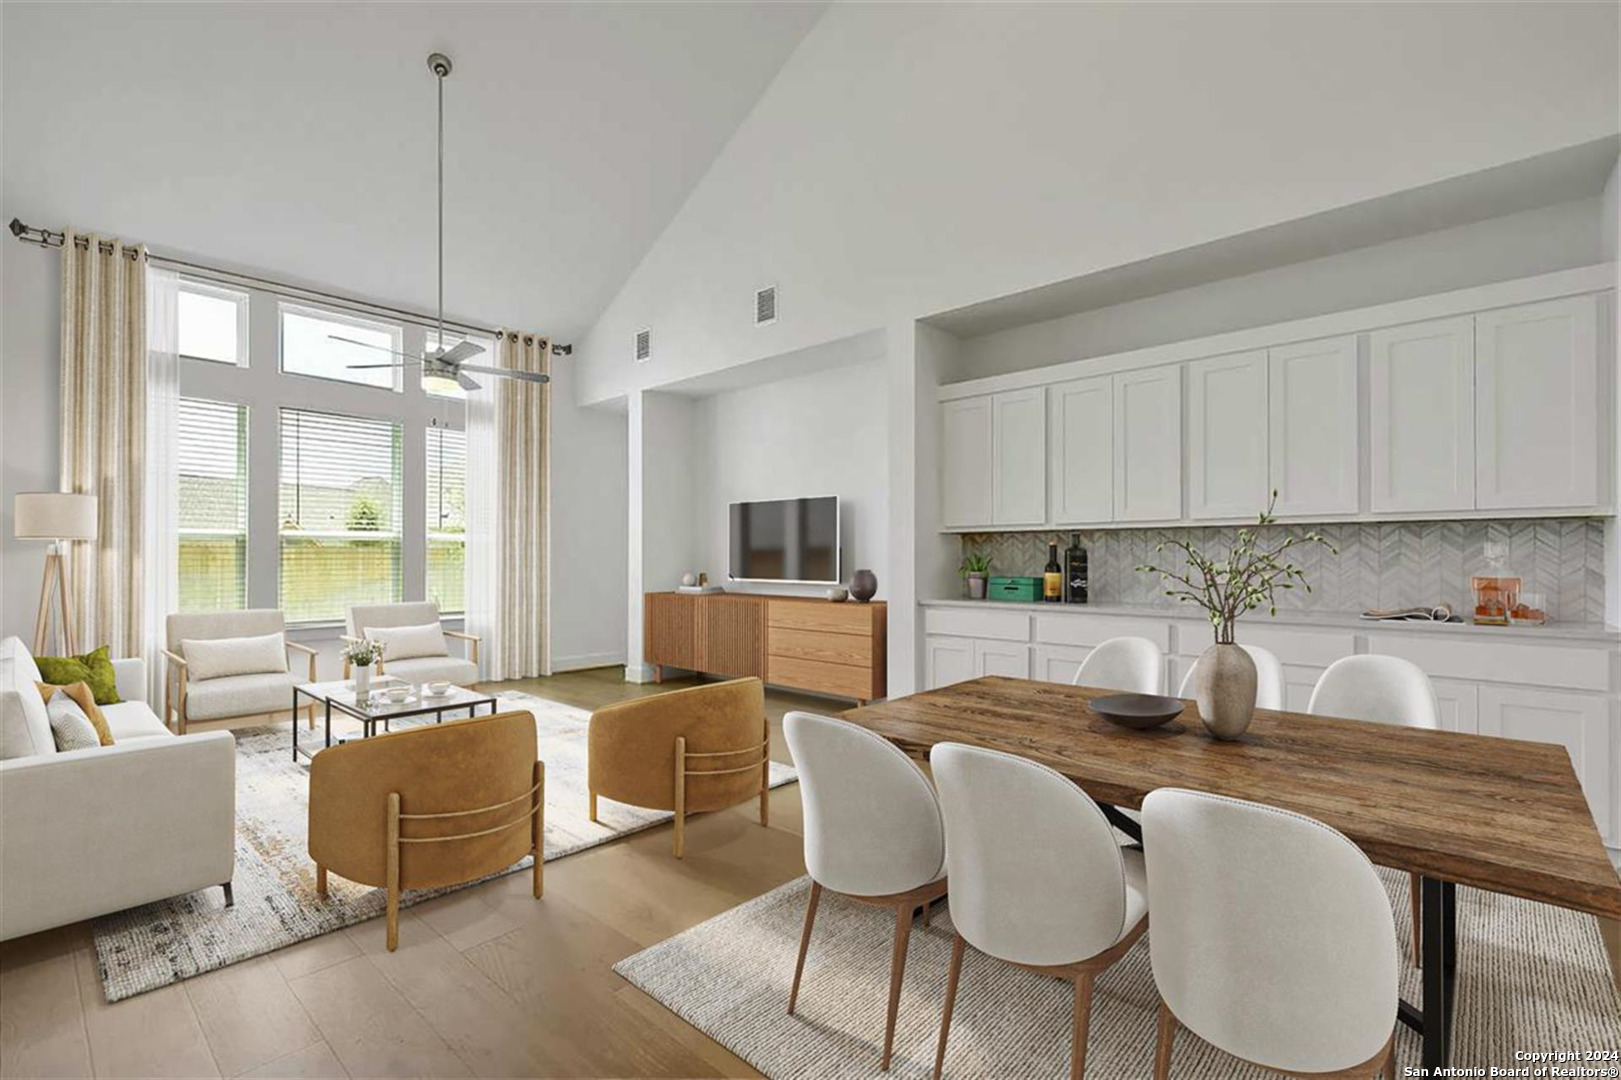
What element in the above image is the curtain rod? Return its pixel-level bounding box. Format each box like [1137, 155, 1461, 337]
[7, 218, 573, 356]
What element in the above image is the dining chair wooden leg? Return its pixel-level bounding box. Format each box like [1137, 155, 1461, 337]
[1152, 1000, 1175, 1080]
[881, 901, 915, 1070]
[921, 900, 932, 929]
[1383, 1036, 1396, 1079]
[1409, 871, 1422, 968]
[788, 881, 823, 1015]
[933, 933, 967, 1080]
[1070, 970, 1095, 1080]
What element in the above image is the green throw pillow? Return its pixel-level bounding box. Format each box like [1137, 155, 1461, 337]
[35, 646, 122, 705]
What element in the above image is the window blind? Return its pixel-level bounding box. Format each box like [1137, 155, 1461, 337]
[177, 398, 248, 612]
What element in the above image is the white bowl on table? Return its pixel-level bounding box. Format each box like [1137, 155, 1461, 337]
[425, 680, 452, 697]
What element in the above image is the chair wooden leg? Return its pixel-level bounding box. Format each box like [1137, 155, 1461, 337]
[386, 792, 401, 952]
[1383, 1036, 1396, 1079]
[588, 789, 598, 823]
[673, 737, 686, 859]
[933, 933, 966, 1080]
[921, 900, 932, 929]
[533, 760, 545, 900]
[882, 901, 914, 1070]
[1153, 1001, 1175, 1080]
[788, 881, 823, 1015]
[1071, 971, 1094, 1080]
[315, 864, 328, 897]
[759, 717, 771, 827]
[1409, 871, 1422, 968]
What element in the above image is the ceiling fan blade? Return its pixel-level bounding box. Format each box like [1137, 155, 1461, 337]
[456, 372, 481, 392]
[329, 334, 417, 359]
[440, 339, 485, 364]
[346, 362, 417, 369]
[457, 364, 551, 384]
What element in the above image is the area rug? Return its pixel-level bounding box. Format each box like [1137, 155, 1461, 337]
[614, 872, 1621, 1079]
[91, 691, 797, 1002]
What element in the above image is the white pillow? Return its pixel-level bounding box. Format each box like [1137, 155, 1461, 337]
[46, 692, 101, 752]
[183, 632, 288, 681]
[365, 622, 448, 662]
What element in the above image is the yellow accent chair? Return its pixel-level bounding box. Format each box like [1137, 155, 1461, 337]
[587, 677, 770, 858]
[308, 710, 543, 950]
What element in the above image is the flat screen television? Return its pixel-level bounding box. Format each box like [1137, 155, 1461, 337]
[728, 496, 840, 584]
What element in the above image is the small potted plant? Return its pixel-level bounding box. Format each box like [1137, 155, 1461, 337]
[960, 552, 992, 600]
[1136, 493, 1334, 739]
[341, 637, 386, 697]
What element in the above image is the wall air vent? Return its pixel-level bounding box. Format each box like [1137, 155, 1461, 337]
[754, 285, 777, 327]
[634, 328, 651, 363]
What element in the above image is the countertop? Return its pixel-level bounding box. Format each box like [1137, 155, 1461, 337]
[920, 597, 1621, 645]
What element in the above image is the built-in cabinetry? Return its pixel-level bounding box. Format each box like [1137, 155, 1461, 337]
[939, 272, 1613, 528]
[920, 601, 1619, 846]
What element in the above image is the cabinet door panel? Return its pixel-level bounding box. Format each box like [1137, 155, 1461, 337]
[1269, 336, 1358, 515]
[1048, 377, 1113, 524]
[974, 639, 1031, 679]
[925, 636, 976, 690]
[1188, 350, 1268, 519]
[1478, 685, 1611, 842]
[1432, 677, 1478, 735]
[1369, 317, 1475, 512]
[1113, 367, 1182, 521]
[940, 397, 993, 528]
[1283, 663, 1326, 714]
[1476, 295, 1600, 510]
[1032, 644, 1090, 686]
[992, 388, 1047, 525]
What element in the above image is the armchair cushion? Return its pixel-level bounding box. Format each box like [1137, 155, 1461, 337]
[1, 636, 55, 760]
[365, 622, 448, 661]
[35, 645, 122, 705]
[346, 601, 441, 639]
[182, 632, 288, 681]
[185, 671, 297, 722]
[380, 656, 478, 687]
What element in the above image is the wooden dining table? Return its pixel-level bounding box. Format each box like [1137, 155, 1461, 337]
[842, 676, 1621, 1072]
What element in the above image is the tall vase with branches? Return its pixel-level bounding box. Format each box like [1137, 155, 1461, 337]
[1136, 493, 1336, 738]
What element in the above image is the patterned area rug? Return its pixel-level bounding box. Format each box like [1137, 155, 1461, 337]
[615, 873, 1621, 1079]
[91, 691, 797, 1002]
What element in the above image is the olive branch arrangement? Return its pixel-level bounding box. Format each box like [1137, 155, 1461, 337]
[1135, 492, 1337, 645]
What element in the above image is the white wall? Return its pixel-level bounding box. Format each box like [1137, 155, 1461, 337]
[952, 197, 1608, 382]
[0, 243, 60, 642]
[625, 390, 699, 680]
[691, 360, 887, 597]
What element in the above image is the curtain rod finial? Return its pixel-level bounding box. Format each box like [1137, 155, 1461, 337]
[8, 218, 25, 238]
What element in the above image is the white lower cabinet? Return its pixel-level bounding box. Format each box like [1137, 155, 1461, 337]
[1282, 664, 1326, 714]
[1478, 685, 1613, 843]
[1432, 678, 1479, 735]
[924, 636, 976, 690]
[975, 639, 1031, 679]
[1034, 644, 1091, 685]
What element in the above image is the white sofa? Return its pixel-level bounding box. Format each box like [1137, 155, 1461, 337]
[0, 635, 236, 941]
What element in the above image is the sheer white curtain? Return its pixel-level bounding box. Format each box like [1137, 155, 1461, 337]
[143, 267, 180, 704]
[465, 368, 503, 681]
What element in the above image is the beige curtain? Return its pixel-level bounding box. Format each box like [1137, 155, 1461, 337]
[59, 231, 149, 658]
[468, 330, 550, 680]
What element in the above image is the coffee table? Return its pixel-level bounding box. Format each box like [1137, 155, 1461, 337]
[291, 680, 499, 761]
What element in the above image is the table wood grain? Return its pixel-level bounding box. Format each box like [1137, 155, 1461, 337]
[843, 677, 1621, 920]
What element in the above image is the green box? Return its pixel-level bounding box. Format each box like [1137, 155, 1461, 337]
[988, 576, 1041, 602]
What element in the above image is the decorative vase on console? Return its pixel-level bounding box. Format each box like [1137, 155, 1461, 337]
[1136, 493, 1334, 741]
[850, 569, 878, 603]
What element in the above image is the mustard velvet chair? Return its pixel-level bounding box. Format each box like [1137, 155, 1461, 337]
[308, 710, 543, 951]
[587, 677, 770, 858]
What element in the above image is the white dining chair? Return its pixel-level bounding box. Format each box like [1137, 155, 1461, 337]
[1072, 636, 1164, 694]
[1177, 643, 1286, 710]
[782, 711, 948, 1071]
[929, 742, 1147, 1080]
[1308, 654, 1440, 966]
[1143, 788, 1399, 1079]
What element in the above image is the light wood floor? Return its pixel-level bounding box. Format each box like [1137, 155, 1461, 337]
[0, 668, 832, 1080]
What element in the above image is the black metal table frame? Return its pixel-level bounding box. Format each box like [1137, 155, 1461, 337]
[291, 685, 500, 762]
[1098, 804, 1457, 1071]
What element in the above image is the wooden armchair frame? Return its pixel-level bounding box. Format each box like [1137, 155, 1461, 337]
[161, 640, 317, 735]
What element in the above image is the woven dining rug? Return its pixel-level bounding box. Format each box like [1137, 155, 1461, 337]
[614, 871, 1621, 1079]
[90, 690, 797, 1001]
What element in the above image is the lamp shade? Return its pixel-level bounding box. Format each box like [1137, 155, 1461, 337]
[14, 493, 97, 541]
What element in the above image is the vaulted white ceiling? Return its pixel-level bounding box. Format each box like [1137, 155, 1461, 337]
[1, 1, 826, 341]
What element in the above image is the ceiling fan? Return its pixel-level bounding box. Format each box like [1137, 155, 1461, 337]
[335, 52, 549, 392]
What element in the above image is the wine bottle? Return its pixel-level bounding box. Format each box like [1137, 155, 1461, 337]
[1064, 532, 1088, 604]
[1043, 541, 1062, 603]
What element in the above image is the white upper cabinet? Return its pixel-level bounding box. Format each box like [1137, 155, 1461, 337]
[1187, 350, 1268, 520]
[1113, 367, 1182, 521]
[940, 396, 993, 528]
[1268, 336, 1358, 516]
[1369, 316, 1475, 513]
[1475, 295, 1600, 511]
[991, 388, 1047, 525]
[1048, 376, 1113, 524]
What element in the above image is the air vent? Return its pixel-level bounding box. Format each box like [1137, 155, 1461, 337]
[634, 328, 651, 363]
[754, 286, 777, 327]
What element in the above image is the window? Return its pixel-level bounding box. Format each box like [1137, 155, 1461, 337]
[279, 408, 403, 623]
[178, 283, 248, 365]
[280, 303, 402, 390]
[426, 426, 467, 614]
[177, 399, 249, 612]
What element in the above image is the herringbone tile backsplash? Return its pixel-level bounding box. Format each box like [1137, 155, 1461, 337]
[961, 519, 1608, 624]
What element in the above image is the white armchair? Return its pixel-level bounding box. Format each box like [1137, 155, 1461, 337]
[163, 609, 316, 735]
[345, 601, 480, 687]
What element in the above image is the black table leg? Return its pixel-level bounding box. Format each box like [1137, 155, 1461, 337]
[1100, 804, 1143, 845]
[1421, 875, 1454, 1070]
[292, 688, 299, 761]
[325, 700, 332, 749]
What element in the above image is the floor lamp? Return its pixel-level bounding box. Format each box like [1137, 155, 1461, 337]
[14, 493, 97, 656]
